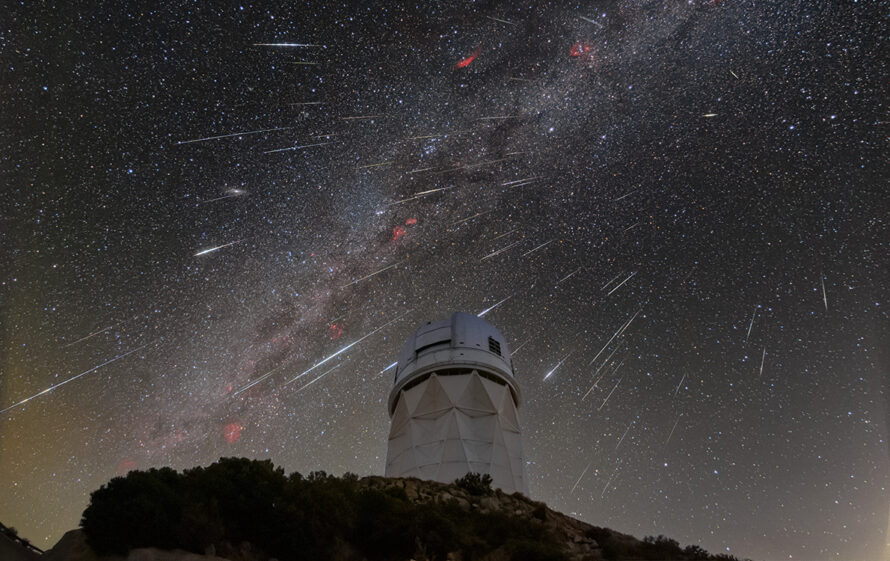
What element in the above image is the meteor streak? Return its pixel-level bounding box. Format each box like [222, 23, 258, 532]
[759, 347, 766, 376]
[746, 307, 757, 342]
[199, 189, 246, 204]
[386, 187, 452, 207]
[491, 228, 518, 241]
[177, 127, 293, 145]
[1, 344, 149, 414]
[821, 274, 828, 310]
[510, 338, 531, 356]
[616, 419, 634, 450]
[62, 326, 112, 348]
[590, 342, 626, 380]
[341, 261, 403, 288]
[451, 211, 492, 228]
[543, 352, 573, 380]
[194, 239, 244, 256]
[232, 362, 289, 397]
[606, 271, 636, 296]
[580, 15, 604, 28]
[674, 373, 686, 397]
[598, 375, 623, 410]
[405, 129, 474, 140]
[358, 161, 394, 169]
[620, 309, 642, 335]
[665, 416, 681, 446]
[571, 462, 592, 494]
[253, 43, 320, 47]
[589, 310, 639, 366]
[407, 166, 436, 174]
[263, 141, 332, 154]
[477, 294, 513, 317]
[521, 239, 554, 257]
[292, 363, 343, 393]
[601, 272, 624, 291]
[601, 459, 621, 497]
[378, 361, 398, 376]
[341, 115, 386, 121]
[284, 311, 410, 385]
[558, 267, 582, 284]
[613, 190, 636, 201]
[502, 176, 542, 186]
[481, 240, 521, 261]
[504, 178, 541, 188]
[581, 365, 614, 400]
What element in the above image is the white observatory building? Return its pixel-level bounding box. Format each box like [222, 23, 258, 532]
[385, 312, 528, 495]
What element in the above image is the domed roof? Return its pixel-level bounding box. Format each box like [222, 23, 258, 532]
[388, 312, 519, 412]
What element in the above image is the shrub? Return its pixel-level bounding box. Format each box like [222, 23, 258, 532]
[81, 467, 182, 555]
[454, 472, 493, 496]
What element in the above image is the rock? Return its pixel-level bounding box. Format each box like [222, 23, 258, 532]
[36, 475, 721, 561]
[478, 496, 499, 511]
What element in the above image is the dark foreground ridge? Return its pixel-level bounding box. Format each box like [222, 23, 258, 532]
[38, 458, 750, 561]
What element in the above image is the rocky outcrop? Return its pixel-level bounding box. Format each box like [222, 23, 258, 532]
[362, 476, 607, 561]
[36, 475, 741, 561]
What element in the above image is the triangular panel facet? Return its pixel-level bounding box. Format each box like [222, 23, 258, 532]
[413, 375, 454, 418]
[456, 372, 497, 416]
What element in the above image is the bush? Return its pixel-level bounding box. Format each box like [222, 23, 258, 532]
[454, 472, 493, 496]
[81, 467, 183, 555]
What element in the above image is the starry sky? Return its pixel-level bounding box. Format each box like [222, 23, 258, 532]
[1, 2, 888, 560]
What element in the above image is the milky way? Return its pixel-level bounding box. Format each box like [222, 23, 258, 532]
[1, 2, 887, 560]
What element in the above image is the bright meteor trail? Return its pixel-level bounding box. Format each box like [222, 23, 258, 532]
[477, 294, 513, 317]
[543, 352, 573, 380]
[284, 311, 410, 386]
[5, 4, 882, 559]
[176, 127, 293, 145]
[1, 344, 149, 414]
[194, 240, 244, 256]
[340, 261, 403, 288]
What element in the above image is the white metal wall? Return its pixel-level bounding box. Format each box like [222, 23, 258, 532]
[385, 370, 528, 495]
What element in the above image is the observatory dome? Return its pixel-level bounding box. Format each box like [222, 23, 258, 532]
[385, 312, 528, 494]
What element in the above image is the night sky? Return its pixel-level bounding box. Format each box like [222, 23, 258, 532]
[2, 2, 888, 560]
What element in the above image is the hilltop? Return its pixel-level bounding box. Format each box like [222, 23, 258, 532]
[25, 458, 748, 561]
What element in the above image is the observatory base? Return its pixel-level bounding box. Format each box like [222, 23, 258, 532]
[385, 370, 527, 495]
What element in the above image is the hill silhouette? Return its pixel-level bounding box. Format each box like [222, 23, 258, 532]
[71, 457, 749, 561]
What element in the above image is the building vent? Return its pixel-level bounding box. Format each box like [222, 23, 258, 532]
[488, 336, 502, 356]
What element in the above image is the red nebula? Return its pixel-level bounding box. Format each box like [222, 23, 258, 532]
[224, 383, 233, 394]
[455, 45, 482, 69]
[392, 225, 407, 241]
[405, 217, 418, 225]
[117, 458, 137, 475]
[329, 322, 344, 340]
[223, 423, 242, 443]
[570, 42, 592, 57]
